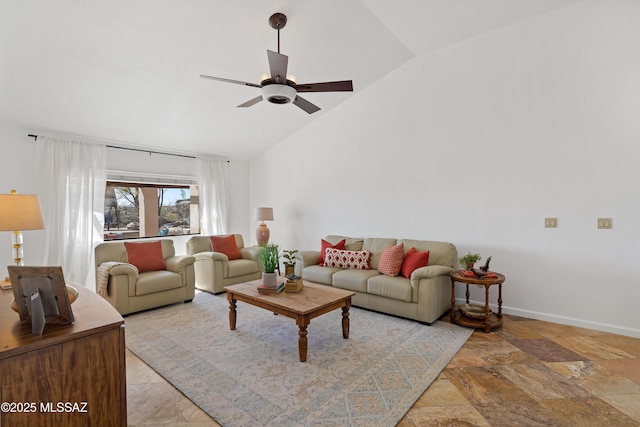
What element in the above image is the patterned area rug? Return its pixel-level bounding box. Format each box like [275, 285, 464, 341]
[125, 291, 472, 426]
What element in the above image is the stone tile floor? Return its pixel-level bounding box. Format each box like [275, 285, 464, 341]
[126, 314, 640, 426]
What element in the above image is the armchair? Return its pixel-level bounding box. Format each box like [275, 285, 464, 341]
[186, 234, 261, 294]
[94, 239, 195, 315]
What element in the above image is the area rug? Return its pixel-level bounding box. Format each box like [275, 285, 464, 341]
[124, 291, 473, 426]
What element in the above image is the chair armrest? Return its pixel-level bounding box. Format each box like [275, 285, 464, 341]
[108, 263, 139, 280]
[193, 251, 229, 262]
[166, 255, 196, 273]
[240, 245, 260, 261]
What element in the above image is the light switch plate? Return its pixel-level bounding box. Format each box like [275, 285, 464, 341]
[544, 217, 557, 228]
[597, 218, 612, 229]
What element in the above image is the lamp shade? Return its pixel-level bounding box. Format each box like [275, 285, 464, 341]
[253, 207, 274, 222]
[0, 192, 45, 231]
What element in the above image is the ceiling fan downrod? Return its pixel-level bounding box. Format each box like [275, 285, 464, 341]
[269, 12, 287, 54]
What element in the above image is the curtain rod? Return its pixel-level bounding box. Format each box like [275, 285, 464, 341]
[27, 134, 230, 162]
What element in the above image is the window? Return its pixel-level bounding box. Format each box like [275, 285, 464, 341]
[104, 181, 200, 240]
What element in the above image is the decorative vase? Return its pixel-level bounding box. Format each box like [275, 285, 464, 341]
[465, 262, 475, 271]
[262, 272, 277, 288]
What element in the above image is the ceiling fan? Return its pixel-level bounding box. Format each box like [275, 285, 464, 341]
[200, 12, 353, 114]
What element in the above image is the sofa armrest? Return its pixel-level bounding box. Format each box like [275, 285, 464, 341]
[166, 255, 196, 273]
[410, 265, 453, 281]
[294, 251, 320, 276]
[296, 251, 320, 267]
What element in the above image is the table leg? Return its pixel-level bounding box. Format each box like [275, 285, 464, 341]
[484, 285, 491, 333]
[227, 293, 237, 330]
[465, 284, 470, 304]
[497, 283, 503, 318]
[342, 299, 351, 339]
[298, 324, 308, 362]
[450, 279, 456, 321]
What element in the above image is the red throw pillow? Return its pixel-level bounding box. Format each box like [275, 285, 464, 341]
[318, 238, 346, 266]
[210, 235, 241, 260]
[377, 243, 405, 277]
[400, 247, 430, 278]
[124, 240, 166, 273]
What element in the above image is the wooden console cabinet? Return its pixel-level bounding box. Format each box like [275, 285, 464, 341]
[0, 284, 126, 426]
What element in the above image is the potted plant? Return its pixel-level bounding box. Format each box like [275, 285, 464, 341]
[258, 244, 279, 287]
[285, 273, 302, 284]
[285, 273, 303, 292]
[459, 252, 481, 271]
[281, 249, 298, 276]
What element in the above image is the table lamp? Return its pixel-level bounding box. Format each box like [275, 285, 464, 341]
[0, 190, 45, 266]
[254, 207, 273, 246]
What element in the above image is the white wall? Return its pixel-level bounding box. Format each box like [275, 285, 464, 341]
[250, 1, 640, 337]
[0, 119, 251, 280]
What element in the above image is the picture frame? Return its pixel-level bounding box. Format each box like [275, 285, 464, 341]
[7, 266, 74, 335]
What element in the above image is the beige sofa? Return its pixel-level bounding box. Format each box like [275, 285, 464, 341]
[295, 235, 457, 324]
[186, 234, 261, 294]
[94, 239, 196, 315]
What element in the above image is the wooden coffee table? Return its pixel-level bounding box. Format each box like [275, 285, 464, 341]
[224, 280, 354, 362]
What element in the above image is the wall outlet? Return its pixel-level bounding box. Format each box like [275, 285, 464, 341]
[597, 218, 612, 229]
[544, 217, 558, 228]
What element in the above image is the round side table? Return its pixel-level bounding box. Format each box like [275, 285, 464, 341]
[449, 270, 506, 333]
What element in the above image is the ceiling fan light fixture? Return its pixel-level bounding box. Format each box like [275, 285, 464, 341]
[261, 84, 296, 104]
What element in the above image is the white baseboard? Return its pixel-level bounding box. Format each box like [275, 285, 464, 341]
[456, 298, 640, 339]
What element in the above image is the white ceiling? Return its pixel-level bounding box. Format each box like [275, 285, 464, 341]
[0, 0, 578, 160]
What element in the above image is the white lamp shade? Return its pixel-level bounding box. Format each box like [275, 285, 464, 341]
[0, 193, 45, 231]
[253, 207, 274, 222]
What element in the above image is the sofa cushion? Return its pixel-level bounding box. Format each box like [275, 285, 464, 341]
[377, 243, 405, 277]
[367, 275, 413, 302]
[401, 247, 430, 278]
[398, 239, 457, 268]
[124, 240, 166, 273]
[324, 248, 371, 270]
[302, 265, 341, 285]
[210, 235, 241, 260]
[227, 259, 260, 278]
[135, 270, 182, 296]
[318, 238, 346, 266]
[325, 235, 364, 251]
[332, 269, 380, 293]
[362, 238, 397, 269]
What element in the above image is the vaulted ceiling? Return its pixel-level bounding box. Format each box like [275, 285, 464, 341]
[0, 0, 578, 160]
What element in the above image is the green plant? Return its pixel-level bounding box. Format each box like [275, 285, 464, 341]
[258, 244, 279, 273]
[459, 252, 481, 268]
[281, 249, 298, 267]
[286, 273, 301, 282]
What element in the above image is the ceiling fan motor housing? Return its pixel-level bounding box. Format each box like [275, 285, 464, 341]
[261, 83, 296, 104]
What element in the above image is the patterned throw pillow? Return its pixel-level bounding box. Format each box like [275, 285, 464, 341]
[318, 239, 346, 266]
[400, 247, 430, 278]
[324, 248, 371, 270]
[377, 243, 405, 277]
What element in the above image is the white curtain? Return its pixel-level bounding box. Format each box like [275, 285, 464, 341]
[35, 137, 106, 288]
[196, 158, 228, 235]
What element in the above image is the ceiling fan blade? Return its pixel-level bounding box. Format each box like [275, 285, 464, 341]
[237, 96, 263, 108]
[200, 75, 261, 88]
[293, 96, 321, 114]
[267, 50, 288, 83]
[295, 80, 353, 93]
